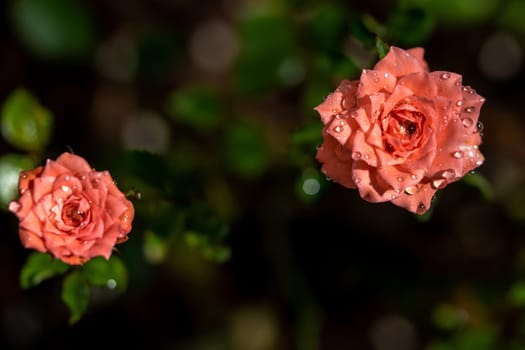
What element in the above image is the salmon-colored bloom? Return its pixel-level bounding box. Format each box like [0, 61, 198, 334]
[315, 46, 485, 214]
[8, 152, 134, 264]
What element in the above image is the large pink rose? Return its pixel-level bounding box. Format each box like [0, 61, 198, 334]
[315, 46, 485, 214]
[8, 152, 135, 265]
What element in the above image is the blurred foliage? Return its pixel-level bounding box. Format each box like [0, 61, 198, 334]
[11, 0, 98, 61]
[1, 0, 525, 349]
[1, 88, 53, 153]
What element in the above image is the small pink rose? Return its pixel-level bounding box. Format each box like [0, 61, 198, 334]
[315, 46, 485, 214]
[8, 152, 135, 265]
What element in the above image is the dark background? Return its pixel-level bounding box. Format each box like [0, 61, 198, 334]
[1, 0, 525, 349]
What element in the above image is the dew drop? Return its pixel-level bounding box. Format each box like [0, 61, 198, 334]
[476, 121, 484, 133]
[352, 151, 362, 160]
[440, 72, 450, 80]
[417, 203, 426, 212]
[442, 169, 455, 180]
[333, 125, 342, 133]
[476, 159, 483, 166]
[404, 186, 418, 195]
[452, 150, 463, 158]
[456, 100, 463, 107]
[391, 194, 398, 200]
[384, 72, 389, 78]
[411, 174, 418, 180]
[65, 175, 71, 181]
[461, 117, 474, 128]
[432, 179, 446, 189]
[364, 154, 370, 160]
[8, 202, 21, 212]
[464, 106, 474, 113]
[397, 176, 404, 182]
[61, 185, 70, 192]
[80, 175, 86, 180]
[353, 176, 361, 185]
[21, 173, 27, 179]
[373, 77, 380, 83]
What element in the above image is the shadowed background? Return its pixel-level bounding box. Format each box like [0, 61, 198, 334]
[1, 0, 525, 349]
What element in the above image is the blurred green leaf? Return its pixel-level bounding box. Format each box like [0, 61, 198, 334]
[81, 256, 128, 291]
[497, 0, 525, 34]
[11, 0, 98, 60]
[1, 88, 53, 152]
[462, 172, 493, 201]
[307, 4, 347, 53]
[406, 0, 499, 25]
[61, 270, 89, 324]
[453, 328, 497, 350]
[166, 86, 223, 130]
[143, 230, 168, 264]
[223, 122, 269, 178]
[432, 303, 468, 331]
[508, 281, 525, 307]
[235, 14, 295, 93]
[184, 231, 231, 263]
[20, 252, 69, 289]
[386, 6, 434, 46]
[0, 153, 36, 209]
[137, 27, 182, 80]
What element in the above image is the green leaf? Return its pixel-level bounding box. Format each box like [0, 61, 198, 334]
[223, 122, 269, 178]
[1, 88, 53, 152]
[508, 281, 525, 307]
[143, 230, 168, 264]
[375, 36, 389, 60]
[432, 303, 468, 331]
[81, 256, 128, 291]
[11, 0, 98, 60]
[61, 270, 90, 324]
[20, 252, 69, 289]
[0, 153, 36, 209]
[462, 172, 493, 201]
[166, 85, 223, 130]
[235, 14, 295, 93]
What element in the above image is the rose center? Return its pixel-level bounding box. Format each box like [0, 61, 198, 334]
[62, 203, 88, 227]
[383, 110, 425, 153]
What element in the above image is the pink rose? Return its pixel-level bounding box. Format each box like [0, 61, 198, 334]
[315, 46, 485, 214]
[8, 152, 135, 265]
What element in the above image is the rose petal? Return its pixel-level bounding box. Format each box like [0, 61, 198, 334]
[374, 46, 429, 77]
[55, 152, 93, 173]
[19, 228, 46, 252]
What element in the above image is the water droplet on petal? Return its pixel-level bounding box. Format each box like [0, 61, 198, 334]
[417, 203, 426, 212]
[391, 194, 398, 200]
[440, 72, 450, 80]
[452, 151, 463, 158]
[8, 202, 21, 212]
[432, 179, 446, 189]
[411, 174, 418, 180]
[353, 176, 361, 185]
[333, 125, 342, 133]
[61, 185, 70, 192]
[464, 106, 475, 113]
[384, 72, 389, 78]
[461, 117, 474, 128]
[404, 186, 418, 195]
[476, 121, 484, 133]
[352, 151, 362, 160]
[397, 176, 404, 182]
[65, 175, 71, 181]
[442, 169, 456, 180]
[364, 154, 370, 160]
